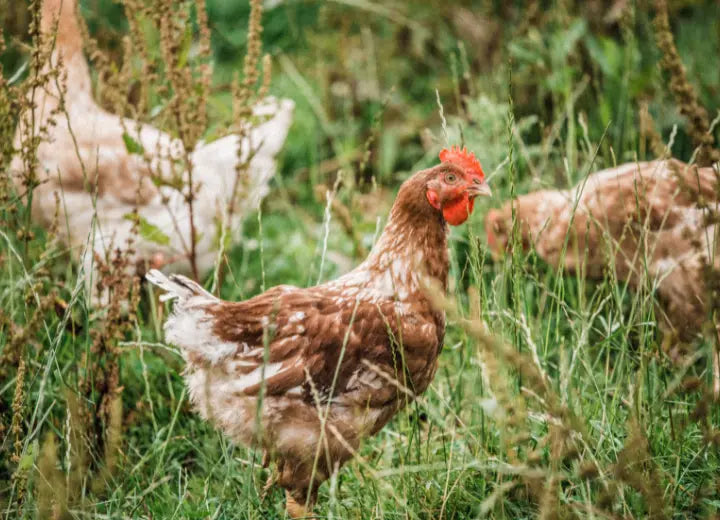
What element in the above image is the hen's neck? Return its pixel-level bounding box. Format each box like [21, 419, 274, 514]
[40, 0, 91, 96]
[43, 0, 84, 52]
[350, 185, 450, 300]
[367, 211, 448, 285]
[332, 169, 452, 299]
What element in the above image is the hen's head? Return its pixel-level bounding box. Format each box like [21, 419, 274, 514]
[391, 146, 490, 228]
[420, 146, 491, 226]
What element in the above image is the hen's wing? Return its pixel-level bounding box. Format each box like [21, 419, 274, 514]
[211, 289, 402, 405]
[576, 160, 718, 232]
[44, 129, 159, 205]
[148, 270, 440, 407]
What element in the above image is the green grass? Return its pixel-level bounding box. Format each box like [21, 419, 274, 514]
[2, 0, 720, 518]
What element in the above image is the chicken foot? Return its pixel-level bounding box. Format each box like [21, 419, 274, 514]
[285, 491, 314, 519]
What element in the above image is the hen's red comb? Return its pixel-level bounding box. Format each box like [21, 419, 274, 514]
[439, 145, 485, 180]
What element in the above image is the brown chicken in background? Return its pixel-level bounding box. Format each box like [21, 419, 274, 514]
[485, 159, 720, 390]
[147, 147, 491, 517]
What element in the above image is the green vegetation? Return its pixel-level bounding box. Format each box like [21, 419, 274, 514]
[2, 0, 720, 518]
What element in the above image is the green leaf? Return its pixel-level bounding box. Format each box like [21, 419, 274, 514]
[18, 440, 38, 472]
[177, 24, 194, 69]
[124, 214, 171, 246]
[213, 218, 232, 251]
[122, 133, 145, 155]
[8, 59, 29, 86]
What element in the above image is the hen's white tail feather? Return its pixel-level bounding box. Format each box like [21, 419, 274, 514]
[145, 269, 215, 302]
[146, 269, 234, 364]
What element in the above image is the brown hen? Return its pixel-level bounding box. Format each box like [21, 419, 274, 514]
[485, 159, 720, 391]
[485, 159, 720, 337]
[147, 148, 491, 516]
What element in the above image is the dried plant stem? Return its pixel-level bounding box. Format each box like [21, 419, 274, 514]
[10, 358, 27, 511]
[653, 0, 719, 166]
[218, 0, 270, 288]
[639, 100, 666, 159]
[185, 153, 200, 280]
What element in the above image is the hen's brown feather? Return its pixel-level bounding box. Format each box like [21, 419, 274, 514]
[207, 284, 442, 402]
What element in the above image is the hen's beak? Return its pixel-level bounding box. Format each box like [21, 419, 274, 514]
[467, 181, 492, 198]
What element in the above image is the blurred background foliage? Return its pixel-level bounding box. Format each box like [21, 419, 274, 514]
[5, 0, 716, 291]
[3, 0, 717, 198]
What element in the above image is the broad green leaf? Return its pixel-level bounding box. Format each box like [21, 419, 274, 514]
[18, 440, 38, 472]
[124, 214, 170, 246]
[122, 133, 145, 155]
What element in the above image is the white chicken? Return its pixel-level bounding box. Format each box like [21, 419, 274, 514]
[10, 0, 294, 291]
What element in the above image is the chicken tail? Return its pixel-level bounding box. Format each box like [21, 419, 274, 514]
[146, 270, 233, 363]
[145, 269, 215, 302]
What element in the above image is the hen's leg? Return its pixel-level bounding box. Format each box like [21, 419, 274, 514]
[278, 459, 322, 519]
[285, 490, 312, 518]
[261, 449, 271, 468]
[260, 455, 278, 499]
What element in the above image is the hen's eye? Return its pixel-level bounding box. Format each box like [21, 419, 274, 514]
[445, 173, 457, 183]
